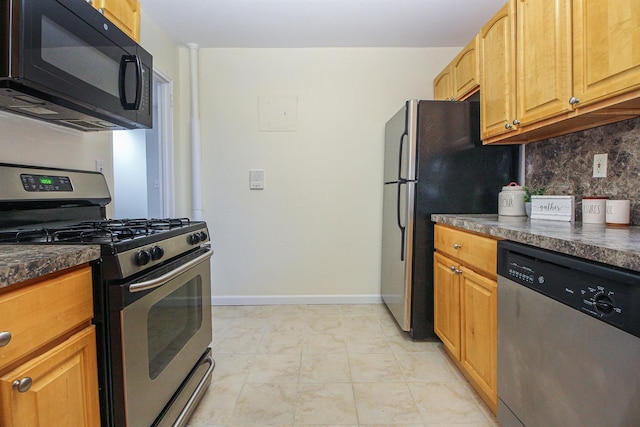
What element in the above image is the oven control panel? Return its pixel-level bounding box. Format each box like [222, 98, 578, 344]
[498, 241, 640, 339]
[21, 173, 74, 192]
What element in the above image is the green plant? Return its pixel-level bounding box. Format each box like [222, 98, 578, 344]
[524, 186, 546, 203]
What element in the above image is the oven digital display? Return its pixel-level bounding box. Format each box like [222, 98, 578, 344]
[21, 174, 73, 192]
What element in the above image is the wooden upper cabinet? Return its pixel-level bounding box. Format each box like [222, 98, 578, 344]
[573, 0, 640, 107]
[516, 0, 572, 125]
[453, 35, 480, 100]
[434, 36, 480, 101]
[480, 2, 516, 140]
[434, 65, 453, 101]
[91, 0, 141, 42]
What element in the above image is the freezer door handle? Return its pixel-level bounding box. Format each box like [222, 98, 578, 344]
[397, 131, 408, 181]
[396, 182, 406, 261]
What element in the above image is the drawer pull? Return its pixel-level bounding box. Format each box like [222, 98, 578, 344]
[13, 377, 32, 393]
[0, 331, 11, 347]
[453, 243, 461, 249]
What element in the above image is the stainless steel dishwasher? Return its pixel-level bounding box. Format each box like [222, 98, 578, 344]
[497, 241, 640, 427]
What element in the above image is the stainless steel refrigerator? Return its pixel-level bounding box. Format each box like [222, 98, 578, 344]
[381, 100, 518, 339]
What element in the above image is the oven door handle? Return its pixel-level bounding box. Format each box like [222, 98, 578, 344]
[128, 247, 213, 293]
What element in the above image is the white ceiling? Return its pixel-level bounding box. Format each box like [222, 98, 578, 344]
[139, 0, 507, 48]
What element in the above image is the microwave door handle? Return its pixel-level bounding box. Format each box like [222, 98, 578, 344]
[119, 55, 143, 110]
[128, 248, 213, 293]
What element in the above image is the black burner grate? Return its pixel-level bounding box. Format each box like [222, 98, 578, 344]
[0, 218, 193, 244]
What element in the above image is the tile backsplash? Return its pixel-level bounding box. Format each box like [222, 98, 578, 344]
[525, 116, 640, 225]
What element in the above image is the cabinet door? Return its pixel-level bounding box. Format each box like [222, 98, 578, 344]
[573, 0, 640, 107]
[480, 1, 517, 140]
[453, 35, 480, 100]
[0, 327, 101, 427]
[516, 0, 572, 125]
[434, 65, 453, 101]
[433, 252, 461, 359]
[92, 0, 140, 42]
[460, 267, 497, 410]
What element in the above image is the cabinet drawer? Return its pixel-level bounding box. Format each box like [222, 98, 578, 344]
[0, 267, 93, 371]
[434, 224, 498, 278]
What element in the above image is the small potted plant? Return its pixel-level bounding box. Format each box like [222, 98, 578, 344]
[524, 186, 546, 217]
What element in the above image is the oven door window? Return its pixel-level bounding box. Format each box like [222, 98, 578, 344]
[147, 276, 203, 380]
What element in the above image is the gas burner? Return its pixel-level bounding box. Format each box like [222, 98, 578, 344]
[0, 218, 195, 244]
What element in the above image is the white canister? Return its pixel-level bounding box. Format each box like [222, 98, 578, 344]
[582, 197, 607, 224]
[498, 182, 526, 216]
[606, 199, 631, 226]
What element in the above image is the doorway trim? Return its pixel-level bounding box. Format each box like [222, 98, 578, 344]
[152, 68, 175, 218]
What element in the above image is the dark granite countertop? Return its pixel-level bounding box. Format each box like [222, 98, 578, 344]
[431, 214, 640, 272]
[0, 245, 101, 289]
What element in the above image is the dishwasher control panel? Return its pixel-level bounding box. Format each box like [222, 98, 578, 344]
[498, 241, 640, 339]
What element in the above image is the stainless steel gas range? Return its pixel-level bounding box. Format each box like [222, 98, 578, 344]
[0, 163, 214, 426]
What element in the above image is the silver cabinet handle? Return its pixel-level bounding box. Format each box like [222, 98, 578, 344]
[450, 265, 457, 272]
[569, 97, 580, 105]
[454, 268, 462, 275]
[512, 119, 521, 125]
[13, 377, 32, 393]
[505, 122, 513, 129]
[453, 243, 461, 249]
[0, 331, 11, 347]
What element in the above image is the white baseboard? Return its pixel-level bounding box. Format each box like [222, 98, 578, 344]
[211, 294, 383, 306]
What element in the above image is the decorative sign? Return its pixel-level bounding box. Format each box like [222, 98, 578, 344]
[531, 196, 575, 222]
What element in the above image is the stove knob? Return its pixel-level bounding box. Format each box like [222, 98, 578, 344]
[135, 249, 151, 266]
[198, 231, 208, 241]
[188, 233, 201, 245]
[150, 246, 165, 261]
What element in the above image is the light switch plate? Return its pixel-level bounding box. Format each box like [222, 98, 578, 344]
[250, 169, 264, 190]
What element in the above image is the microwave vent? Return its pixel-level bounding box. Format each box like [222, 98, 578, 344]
[60, 120, 119, 131]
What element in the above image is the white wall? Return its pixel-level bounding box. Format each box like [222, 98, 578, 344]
[0, 111, 115, 216]
[199, 48, 459, 304]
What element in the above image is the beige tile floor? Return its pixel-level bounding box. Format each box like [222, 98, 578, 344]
[187, 304, 498, 427]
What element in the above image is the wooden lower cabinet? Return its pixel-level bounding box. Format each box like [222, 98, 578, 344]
[434, 253, 461, 359]
[433, 224, 498, 414]
[459, 266, 497, 411]
[0, 327, 100, 427]
[0, 266, 100, 427]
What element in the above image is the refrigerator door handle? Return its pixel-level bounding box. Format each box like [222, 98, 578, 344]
[396, 181, 406, 261]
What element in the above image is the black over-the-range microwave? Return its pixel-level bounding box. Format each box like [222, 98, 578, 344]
[0, 0, 152, 131]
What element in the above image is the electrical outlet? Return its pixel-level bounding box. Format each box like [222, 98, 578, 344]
[95, 159, 105, 174]
[593, 154, 607, 178]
